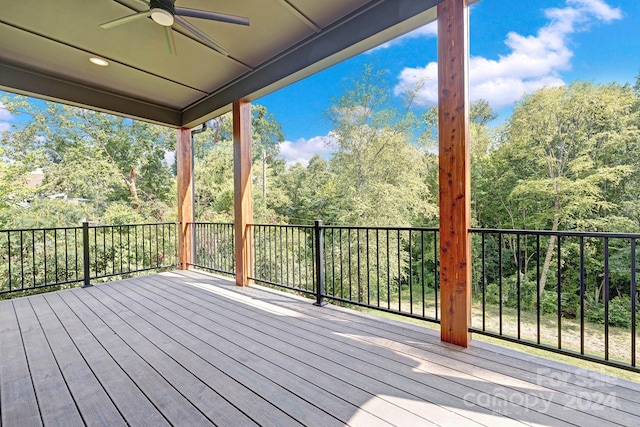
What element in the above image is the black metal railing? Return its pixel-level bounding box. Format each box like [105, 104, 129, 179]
[1, 226, 84, 293]
[321, 225, 440, 322]
[191, 222, 235, 275]
[471, 228, 639, 371]
[196, 221, 640, 372]
[248, 222, 440, 322]
[86, 222, 178, 282]
[1, 222, 178, 296]
[250, 223, 316, 295]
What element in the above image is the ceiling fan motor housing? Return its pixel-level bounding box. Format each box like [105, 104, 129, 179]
[150, 0, 176, 15]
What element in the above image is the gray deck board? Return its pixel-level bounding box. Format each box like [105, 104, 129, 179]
[57, 290, 212, 427]
[0, 301, 42, 427]
[132, 275, 504, 427]
[27, 296, 126, 427]
[12, 298, 84, 427]
[158, 273, 615, 427]
[42, 292, 171, 427]
[214, 276, 640, 425]
[1, 269, 639, 427]
[82, 286, 288, 427]
[107, 277, 431, 427]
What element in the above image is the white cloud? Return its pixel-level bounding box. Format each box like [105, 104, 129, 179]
[0, 102, 12, 134]
[368, 21, 437, 53]
[0, 102, 12, 121]
[568, 0, 622, 22]
[394, 0, 621, 109]
[277, 133, 337, 167]
[164, 150, 175, 167]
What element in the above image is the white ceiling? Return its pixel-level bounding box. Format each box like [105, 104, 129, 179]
[0, 0, 441, 127]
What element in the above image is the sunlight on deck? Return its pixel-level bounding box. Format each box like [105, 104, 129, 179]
[184, 281, 305, 317]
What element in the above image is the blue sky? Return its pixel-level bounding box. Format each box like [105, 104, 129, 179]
[260, 0, 639, 166]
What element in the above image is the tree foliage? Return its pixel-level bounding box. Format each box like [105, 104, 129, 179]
[272, 65, 438, 226]
[0, 96, 176, 226]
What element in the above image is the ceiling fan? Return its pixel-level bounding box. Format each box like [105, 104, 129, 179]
[100, 0, 249, 56]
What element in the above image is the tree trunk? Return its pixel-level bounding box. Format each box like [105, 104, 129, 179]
[126, 166, 141, 212]
[538, 215, 560, 299]
[262, 149, 267, 199]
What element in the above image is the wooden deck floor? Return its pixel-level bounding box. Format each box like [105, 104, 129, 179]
[1, 270, 640, 427]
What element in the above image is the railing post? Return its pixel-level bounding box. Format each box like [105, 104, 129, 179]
[82, 221, 92, 288]
[314, 220, 327, 306]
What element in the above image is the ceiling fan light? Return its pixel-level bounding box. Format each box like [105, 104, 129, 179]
[151, 8, 174, 26]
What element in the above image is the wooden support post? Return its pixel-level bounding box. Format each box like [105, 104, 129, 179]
[177, 127, 194, 270]
[233, 100, 254, 286]
[438, 0, 472, 347]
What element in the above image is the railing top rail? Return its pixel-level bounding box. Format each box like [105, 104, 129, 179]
[0, 225, 83, 233]
[183, 221, 640, 239]
[189, 222, 234, 226]
[322, 225, 439, 232]
[88, 222, 178, 228]
[0, 222, 179, 234]
[249, 223, 439, 232]
[249, 223, 315, 229]
[471, 228, 640, 239]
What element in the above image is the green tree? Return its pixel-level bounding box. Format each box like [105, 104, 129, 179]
[486, 82, 640, 295]
[192, 104, 285, 222]
[252, 105, 284, 201]
[325, 64, 437, 226]
[194, 141, 235, 221]
[0, 95, 176, 222]
[271, 155, 339, 223]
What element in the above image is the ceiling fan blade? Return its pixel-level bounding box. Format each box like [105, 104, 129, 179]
[100, 10, 151, 29]
[131, 0, 150, 6]
[174, 16, 229, 56]
[174, 7, 250, 26]
[164, 26, 177, 56]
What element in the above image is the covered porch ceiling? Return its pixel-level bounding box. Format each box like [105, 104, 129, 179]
[0, 0, 443, 128]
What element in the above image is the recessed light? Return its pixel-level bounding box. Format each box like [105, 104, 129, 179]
[89, 57, 109, 66]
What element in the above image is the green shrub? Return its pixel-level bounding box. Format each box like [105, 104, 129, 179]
[483, 274, 538, 310]
[586, 296, 636, 328]
[485, 283, 501, 305]
[101, 202, 143, 225]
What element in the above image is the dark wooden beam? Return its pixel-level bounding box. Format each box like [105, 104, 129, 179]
[182, 0, 442, 127]
[177, 128, 194, 270]
[438, 0, 471, 347]
[0, 62, 182, 127]
[233, 100, 254, 286]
